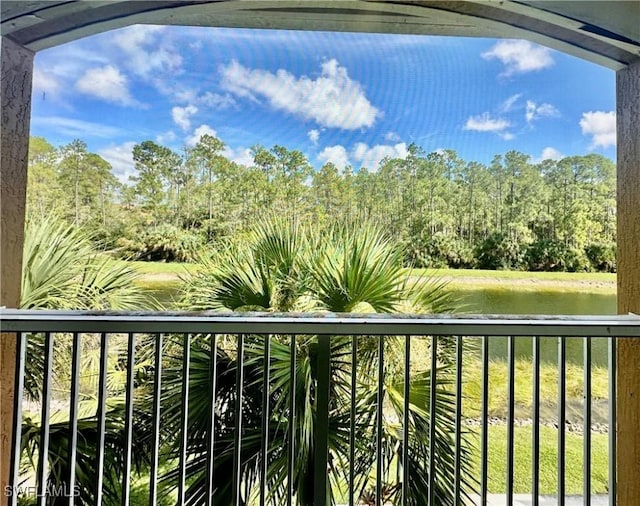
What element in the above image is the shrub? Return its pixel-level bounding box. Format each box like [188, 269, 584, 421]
[475, 233, 525, 270]
[585, 242, 617, 272]
[525, 239, 568, 271]
[404, 231, 475, 269]
[525, 239, 590, 272]
[563, 246, 591, 272]
[525, 240, 591, 272]
[115, 224, 204, 262]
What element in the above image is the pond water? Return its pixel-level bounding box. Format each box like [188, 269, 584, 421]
[456, 288, 616, 316]
[145, 281, 617, 366]
[455, 287, 616, 366]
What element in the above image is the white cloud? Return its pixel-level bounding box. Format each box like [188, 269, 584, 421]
[32, 116, 121, 138]
[224, 146, 254, 167]
[199, 92, 236, 109]
[482, 40, 554, 76]
[500, 132, 515, 141]
[172, 105, 198, 131]
[308, 129, 320, 145]
[525, 100, 559, 123]
[186, 123, 252, 165]
[384, 131, 401, 142]
[499, 93, 522, 113]
[580, 111, 616, 148]
[38, 46, 109, 85]
[539, 147, 564, 161]
[98, 142, 136, 182]
[33, 68, 61, 97]
[173, 88, 198, 104]
[318, 145, 350, 170]
[185, 124, 217, 146]
[352, 142, 408, 171]
[173, 90, 236, 109]
[113, 25, 182, 79]
[464, 113, 511, 133]
[156, 130, 177, 144]
[220, 59, 380, 130]
[75, 65, 140, 107]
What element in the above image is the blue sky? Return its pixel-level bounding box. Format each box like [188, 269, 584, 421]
[31, 25, 616, 181]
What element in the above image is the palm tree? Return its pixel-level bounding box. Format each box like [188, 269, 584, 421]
[18, 215, 155, 504]
[21, 216, 150, 312]
[156, 218, 476, 505]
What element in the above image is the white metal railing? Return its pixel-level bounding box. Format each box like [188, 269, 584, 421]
[2, 309, 639, 506]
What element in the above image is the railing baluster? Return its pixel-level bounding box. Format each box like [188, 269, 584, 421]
[584, 337, 592, 506]
[454, 335, 462, 506]
[67, 332, 82, 506]
[349, 335, 357, 506]
[233, 334, 245, 506]
[507, 336, 515, 506]
[375, 335, 384, 506]
[149, 333, 163, 506]
[287, 334, 296, 506]
[95, 333, 108, 506]
[9, 332, 27, 506]
[558, 336, 566, 506]
[259, 334, 272, 505]
[608, 337, 616, 506]
[178, 334, 191, 506]
[532, 336, 540, 506]
[36, 332, 54, 506]
[401, 335, 411, 506]
[314, 334, 331, 506]
[428, 335, 438, 506]
[480, 335, 489, 505]
[122, 333, 136, 506]
[206, 334, 219, 506]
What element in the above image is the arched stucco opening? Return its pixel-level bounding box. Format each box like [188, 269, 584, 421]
[2, 2, 639, 503]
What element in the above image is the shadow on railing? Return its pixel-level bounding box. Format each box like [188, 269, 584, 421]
[2, 310, 638, 506]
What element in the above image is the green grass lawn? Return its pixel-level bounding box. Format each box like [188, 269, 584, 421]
[128, 260, 200, 275]
[411, 268, 616, 283]
[470, 425, 609, 494]
[332, 425, 609, 500]
[124, 260, 616, 286]
[134, 278, 184, 308]
[462, 358, 609, 420]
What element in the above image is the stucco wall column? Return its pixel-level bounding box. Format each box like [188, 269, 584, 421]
[616, 57, 640, 506]
[1, 35, 33, 499]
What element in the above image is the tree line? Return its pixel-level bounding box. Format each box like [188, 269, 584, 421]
[27, 135, 617, 272]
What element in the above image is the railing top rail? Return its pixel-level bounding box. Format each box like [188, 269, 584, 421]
[1, 309, 639, 336]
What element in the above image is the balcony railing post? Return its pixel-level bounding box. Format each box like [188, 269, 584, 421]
[8, 332, 26, 506]
[314, 334, 331, 506]
[609, 337, 617, 506]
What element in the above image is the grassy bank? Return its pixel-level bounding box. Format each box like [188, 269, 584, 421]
[127, 261, 617, 296]
[470, 425, 609, 494]
[418, 268, 615, 283]
[336, 425, 608, 499]
[129, 260, 200, 275]
[412, 268, 616, 294]
[462, 358, 609, 421]
[131, 424, 609, 502]
[126, 261, 616, 285]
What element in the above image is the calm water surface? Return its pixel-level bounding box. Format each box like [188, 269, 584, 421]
[455, 287, 616, 366]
